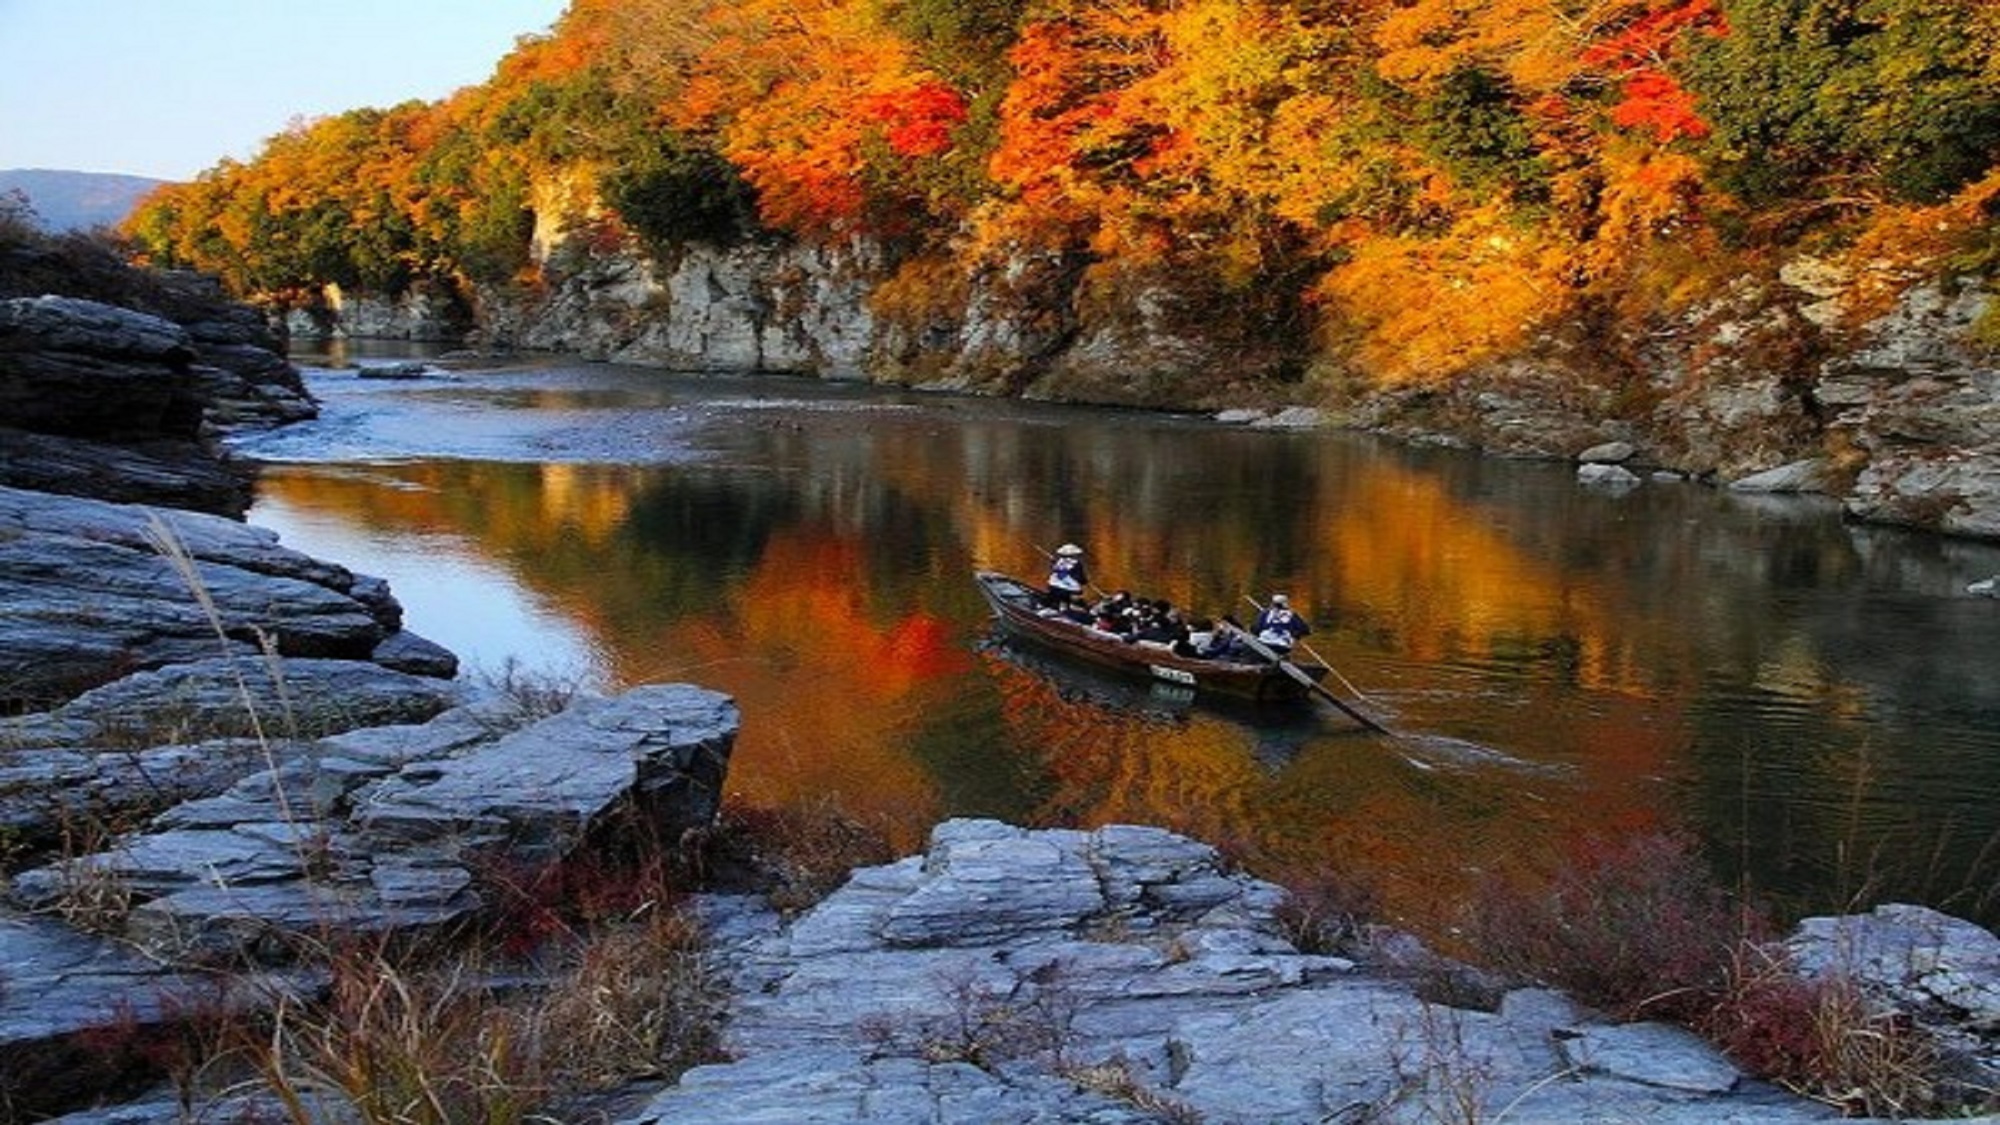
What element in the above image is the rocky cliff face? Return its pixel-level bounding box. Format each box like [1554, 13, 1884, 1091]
[1820, 281, 2000, 538]
[0, 293, 311, 515]
[296, 231, 1999, 540]
[457, 239, 883, 377]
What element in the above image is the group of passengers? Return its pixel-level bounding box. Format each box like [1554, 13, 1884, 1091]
[1037, 543, 1313, 660]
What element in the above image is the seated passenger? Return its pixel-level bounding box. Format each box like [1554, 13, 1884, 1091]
[1182, 616, 1218, 658]
[1092, 590, 1136, 635]
[1134, 603, 1188, 647]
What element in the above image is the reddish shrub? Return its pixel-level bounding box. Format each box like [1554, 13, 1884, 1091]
[1271, 865, 1383, 957]
[1469, 831, 1763, 1022]
[1704, 950, 1971, 1118]
[681, 798, 898, 913]
[475, 850, 684, 959]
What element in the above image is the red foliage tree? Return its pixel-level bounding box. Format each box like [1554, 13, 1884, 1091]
[1581, 0, 1728, 143]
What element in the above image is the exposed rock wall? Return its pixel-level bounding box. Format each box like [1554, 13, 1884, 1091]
[463, 239, 881, 377]
[1325, 272, 1999, 538]
[298, 231, 1999, 540]
[285, 279, 468, 342]
[0, 240, 315, 433]
[1820, 283, 2000, 538]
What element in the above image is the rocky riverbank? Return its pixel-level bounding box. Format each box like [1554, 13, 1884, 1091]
[0, 242, 746, 1118]
[4, 241, 1996, 1121]
[294, 236, 2000, 543]
[1, 228, 315, 517]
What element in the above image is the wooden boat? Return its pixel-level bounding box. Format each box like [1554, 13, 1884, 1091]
[974, 571, 1331, 704]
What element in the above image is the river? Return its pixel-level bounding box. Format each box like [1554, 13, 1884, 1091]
[237, 344, 2000, 941]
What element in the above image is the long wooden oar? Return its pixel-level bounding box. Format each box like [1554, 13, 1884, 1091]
[1221, 620, 1392, 735]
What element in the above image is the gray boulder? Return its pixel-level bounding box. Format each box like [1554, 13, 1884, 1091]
[0, 296, 199, 438]
[0, 485, 453, 709]
[2, 657, 468, 748]
[358, 682, 738, 861]
[0, 910, 320, 1121]
[627, 820, 1853, 1124]
[1578, 440, 1638, 464]
[1787, 903, 2000, 1091]
[0, 682, 737, 1118]
[1729, 458, 1832, 494]
[0, 286, 314, 514]
[0, 737, 301, 840]
[8, 684, 736, 963]
[1818, 283, 2000, 538]
[1578, 462, 1642, 489]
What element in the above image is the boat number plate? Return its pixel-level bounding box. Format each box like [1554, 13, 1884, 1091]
[1149, 665, 1197, 686]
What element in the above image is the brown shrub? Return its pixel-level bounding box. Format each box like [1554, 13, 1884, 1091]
[1466, 831, 1761, 1023]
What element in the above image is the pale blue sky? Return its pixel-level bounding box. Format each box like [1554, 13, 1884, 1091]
[0, 0, 568, 181]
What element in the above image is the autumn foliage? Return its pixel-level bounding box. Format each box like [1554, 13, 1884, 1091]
[126, 0, 2000, 387]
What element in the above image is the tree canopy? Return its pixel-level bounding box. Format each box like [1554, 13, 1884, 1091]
[127, 0, 2000, 385]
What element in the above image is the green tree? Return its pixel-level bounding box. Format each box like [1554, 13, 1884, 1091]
[1418, 65, 1549, 204]
[602, 135, 762, 253]
[882, 0, 1027, 87]
[1686, 0, 2000, 205]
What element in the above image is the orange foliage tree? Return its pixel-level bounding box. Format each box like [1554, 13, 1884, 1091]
[125, 0, 1997, 394]
[668, 0, 976, 234]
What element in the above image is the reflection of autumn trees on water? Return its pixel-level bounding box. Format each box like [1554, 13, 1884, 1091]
[251, 385, 2000, 929]
[635, 533, 974, 850]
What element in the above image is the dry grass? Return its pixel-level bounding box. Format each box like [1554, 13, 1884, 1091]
[44, 815, 136, 934]
[1458, 829, 1998, 1119]
[250, 946, 545, 1125]
[531, 909, 722, 1087]
[1271, 864, 1383, 958]
[473, 656, 584, 721]
[681, 796, 898, 913]
[1704, 943, 1986, 1119]
[242, 905, 721, 1125]
[1065, 1056, 1205, 1124]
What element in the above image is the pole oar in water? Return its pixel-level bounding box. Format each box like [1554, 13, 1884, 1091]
[1220, 620, 1392, 735]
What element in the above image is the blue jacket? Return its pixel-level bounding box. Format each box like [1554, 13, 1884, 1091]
[1047, 556, 1089, 595]
[1253, 604, 1311, 648]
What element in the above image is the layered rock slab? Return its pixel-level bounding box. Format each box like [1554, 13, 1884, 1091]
[9, 684, 738, 962]
[1, 683, 739, 1118]
[0, 484, 454, 710]
[630, 820, 1860, 1124]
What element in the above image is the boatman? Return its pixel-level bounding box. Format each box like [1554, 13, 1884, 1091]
[1045, 543, 1090, 608]
[1253, 593, 1312, 654]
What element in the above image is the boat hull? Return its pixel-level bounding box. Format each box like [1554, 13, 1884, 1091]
[975, 571, 1326, 704]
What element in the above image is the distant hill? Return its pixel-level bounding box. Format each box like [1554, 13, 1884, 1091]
[0, 169, 168, 232]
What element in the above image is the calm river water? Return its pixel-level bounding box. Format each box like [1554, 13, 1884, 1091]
[240, 345, 2000, 940]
